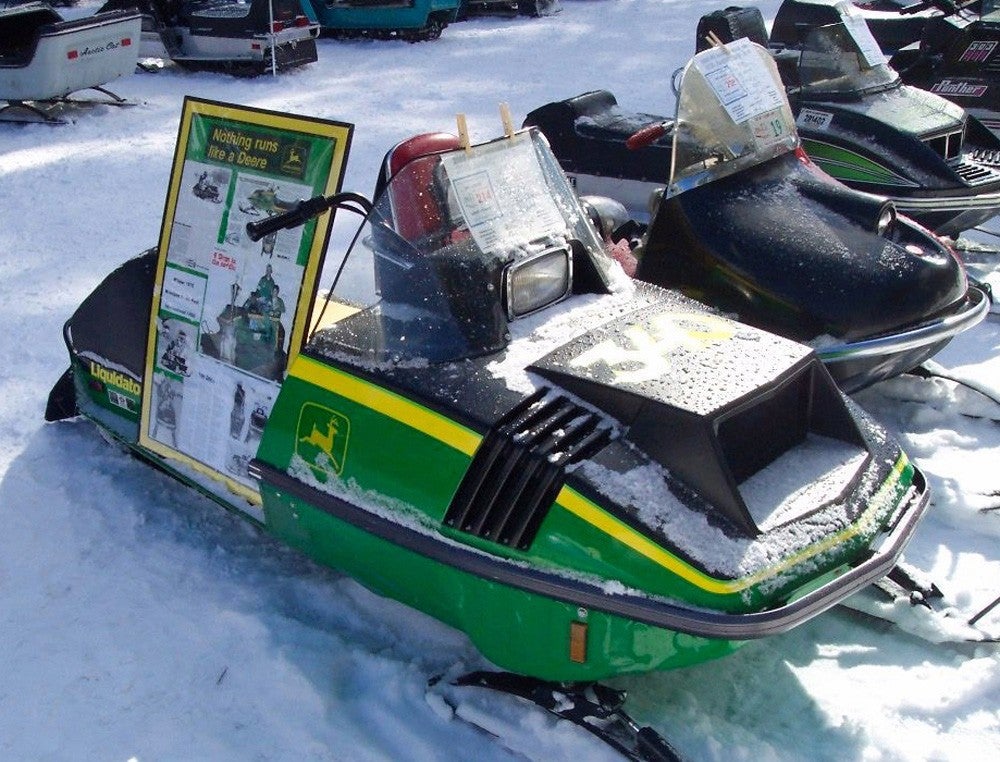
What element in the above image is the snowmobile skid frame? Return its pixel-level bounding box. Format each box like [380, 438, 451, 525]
[0, 84, 135, 124]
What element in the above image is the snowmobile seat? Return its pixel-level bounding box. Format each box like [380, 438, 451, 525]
[0, 3, 61, 67]
[374, 132, 463, 241]
[523, 91, 674, 183]
[526, 90, 653, 144]
[695, 6, 769, 52]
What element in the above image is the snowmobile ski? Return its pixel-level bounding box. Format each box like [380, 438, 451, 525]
[842, 563, 1000, 644]
[867, 361, 1000, 424]
[431, 670, 682, 762]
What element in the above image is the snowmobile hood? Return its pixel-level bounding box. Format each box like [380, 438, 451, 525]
[812, 82, 966, 137]
[638, 151, 971, 344]
[529, 301, 811, 419]
[527, 298, 864, 536]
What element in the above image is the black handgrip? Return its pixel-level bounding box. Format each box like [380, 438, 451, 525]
[246, 195, 329, 241]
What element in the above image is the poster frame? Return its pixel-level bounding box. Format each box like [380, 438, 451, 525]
[138, 97, 353, 508]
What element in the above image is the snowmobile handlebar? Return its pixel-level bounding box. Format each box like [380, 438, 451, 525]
[626, 121, 669, 150]
[245, 192, 373, 241]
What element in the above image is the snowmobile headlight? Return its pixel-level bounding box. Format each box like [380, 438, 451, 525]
[505, 245, 572, 319]
[876, 202, 897, 237]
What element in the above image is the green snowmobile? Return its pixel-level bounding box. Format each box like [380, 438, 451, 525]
[47, 125, 931, 759]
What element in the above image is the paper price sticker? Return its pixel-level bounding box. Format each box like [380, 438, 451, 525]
[704, 64, 749, 108]
[442, 136, 564, 254]
[694, 38, 785, 125]
[451, 170, 501, 228]
[842, 9, 888, 67]
[750, 107, 792, 147]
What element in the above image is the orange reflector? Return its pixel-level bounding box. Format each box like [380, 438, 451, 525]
[569, 621, 587, 663]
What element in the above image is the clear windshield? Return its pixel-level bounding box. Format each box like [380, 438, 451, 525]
[670, 38, 799, 195]
[308, 129, 618, 365]
[798, 21, 900, 95]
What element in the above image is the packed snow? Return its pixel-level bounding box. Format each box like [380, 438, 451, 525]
[1, 1, 999, 760]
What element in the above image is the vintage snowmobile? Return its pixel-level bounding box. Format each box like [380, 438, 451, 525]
[849, 0, 981, 55]
[47, 117, 938, 758]
[301, 0, 459, 42]
[884, 0, 1000, 141]
[700, 1, 1000, 238]
[96, 0, 319, 75]
[525, 38, 989, 393]
[0, 0, 141, 122]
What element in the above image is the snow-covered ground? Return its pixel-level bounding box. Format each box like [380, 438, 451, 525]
[1, 1, 999, 759]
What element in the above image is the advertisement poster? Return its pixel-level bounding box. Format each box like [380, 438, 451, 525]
[140, 98, 352, 512]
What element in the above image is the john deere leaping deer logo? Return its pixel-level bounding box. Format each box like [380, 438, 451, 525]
[295, 403, 350, 480]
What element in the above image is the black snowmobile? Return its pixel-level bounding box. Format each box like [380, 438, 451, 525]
[192, 171, 222, 202]
[97, 0, 320, 75]
[524, 38, 988, 393]
[696, 1, 1000, 238]
[883, 0, 1000, 141]
[850, 0, 981, 55]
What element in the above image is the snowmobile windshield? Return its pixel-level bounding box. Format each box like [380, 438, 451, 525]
[669, 38, 799, 196]
[797, 20, 900, 96]
[309, 129, 620, 366]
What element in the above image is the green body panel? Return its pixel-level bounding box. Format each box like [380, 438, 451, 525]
[250, 355, 915, 680]
[68, 341, 918, 680]
[259, 366, 751, 611]
[260, 481, 742, 682]
[72, 356, 142, 442]
[802, 138, 910, 186]
[258, 373, 472, 522]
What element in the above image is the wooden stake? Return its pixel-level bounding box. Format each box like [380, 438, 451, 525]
[499, 102, 515, 138]
[456, 113, 471, 152]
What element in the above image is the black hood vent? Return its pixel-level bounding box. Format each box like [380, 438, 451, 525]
[444, 388, 611, 551]
[954, 158, 1000, 186]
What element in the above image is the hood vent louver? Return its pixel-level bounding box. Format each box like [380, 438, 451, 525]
[970, 147, 1000, 167]
[953, 157, 1000, 186]
[444, 388, 611, 551]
